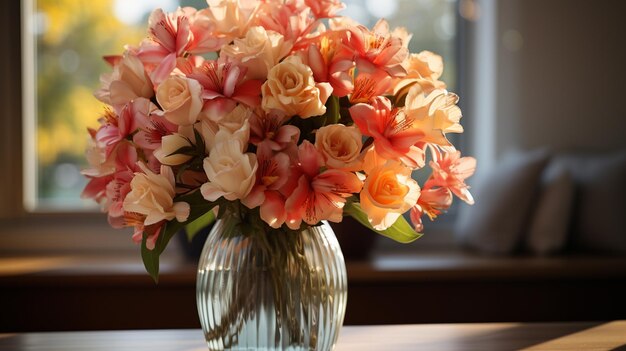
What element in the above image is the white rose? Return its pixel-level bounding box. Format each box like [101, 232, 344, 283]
[153, 133, 194, 166]
[201, 139, 258, 201]
[123, 163, 190, 226]
[262, 55, 332, 119]
[221, 26, 292, 80]
[156, 75, 203, 126]
[315, 124, 363, 171]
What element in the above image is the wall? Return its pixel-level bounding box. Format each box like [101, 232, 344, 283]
[495, 0, 626, 155]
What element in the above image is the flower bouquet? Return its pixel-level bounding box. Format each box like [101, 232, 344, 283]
[82, 0, 475, 349]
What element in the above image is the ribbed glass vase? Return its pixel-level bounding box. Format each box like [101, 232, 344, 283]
[196, 216, 348, 351]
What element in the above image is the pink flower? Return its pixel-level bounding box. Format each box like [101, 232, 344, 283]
[187, 56, 263, 112]
[349, 96, 425, 169]
[249, 110, 300, 155]
[138, 7, 227, 83]
[284, 141, 362, 229]
[242, 148, 291, 228]
[336, 19, 409, 78]
[304, 0, 345, 19]
[428, 149, 476, 204]
[296, 30, 355, 97]
[255, 0, 317, 43]
[133, 109, 178, 151]
[96, 99, 158, 156]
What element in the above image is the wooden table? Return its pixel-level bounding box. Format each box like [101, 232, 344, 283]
[1, 321, 625, 350]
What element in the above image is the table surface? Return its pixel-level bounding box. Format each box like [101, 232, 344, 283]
[1, 321, 625, 351]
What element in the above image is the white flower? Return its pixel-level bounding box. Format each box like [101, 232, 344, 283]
[123, 163, 190, 226]
[201, 139, 258, 201]
[156, 75, 203, 126]
[153, 133, 194, 166]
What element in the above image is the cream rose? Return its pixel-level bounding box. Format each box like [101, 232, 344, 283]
[201, 139, 258, 201]
[315, 124, 363, 171]
[220, 26, 292, 80]
[153, 133, 194, 166]
[200, 105, 252, 152]
[156, 75, 203, 126]
[123, 163, 190, 227]
[95, 54, 153, 107]
[261, 55, 332, 119]
[360, 161, 420, 230]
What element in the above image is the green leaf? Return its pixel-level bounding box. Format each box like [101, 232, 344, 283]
[141, 190, 220, 283]
[185, 209, 216, 242]
[343, 202, 423, 243]
[322, 95, 340, 126]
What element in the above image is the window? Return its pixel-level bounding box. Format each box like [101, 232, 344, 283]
[22, 0, 458, 213]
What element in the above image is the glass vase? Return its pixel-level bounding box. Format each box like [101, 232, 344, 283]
[196, 216, 348, 351]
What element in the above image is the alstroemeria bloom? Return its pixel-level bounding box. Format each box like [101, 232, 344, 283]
[188, 56, 263, 113]
[305, 0, 345, 19]
[153, 133, 194, 166]
[428, 149, 476, 204]
[360, 160, 420, 230]
[96, 99, 157, 156]
[249, 110, 300, 155]
[255, 1, 317, 42]
[394, 51, 446, 97]
[336, 19, 409, 78]
[349, 96, 425, 169]
[220, 26, 292, 81]
[242, 148, 291, 228]
[296, 30, 355, 97]
[201, 138, 258, 202]
[404, 86, 463, 147]
[95, 54, 153, 107]
[315, 124, 363, 171]
[123, 162, 190, 228]
[156, 75, 204, 126]
[262, 55, 332, 118]
[137, 7, 226, 83]
[133, 110, 179, 151]
[285, 141, 362, 229]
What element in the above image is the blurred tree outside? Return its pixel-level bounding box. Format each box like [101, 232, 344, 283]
[32, 0, 456, 210]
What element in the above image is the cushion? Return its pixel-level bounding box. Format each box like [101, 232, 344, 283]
[525, 164, 574, 255]
[550, 152, 626, 252]
[455, 149, 550, 254]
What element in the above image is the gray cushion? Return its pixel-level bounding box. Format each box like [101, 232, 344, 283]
[525, 164, 574, 255]
[455, 149, 550, 254]
[549, 152, 626, 252]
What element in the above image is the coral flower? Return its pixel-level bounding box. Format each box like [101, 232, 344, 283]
[349, 96, 425, 169]
[242, 148, 291, 228]
[188, 56, 263, 112]
[285, 141, 362, 229]
[336, 19, 409, 78]
[429, 149, 476, 205]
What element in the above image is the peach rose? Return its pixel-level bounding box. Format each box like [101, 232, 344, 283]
[123, 163, 190, 226]
[201, 139, 258, 201]
[360, 161, 420, 230]
[220, 26, 292, 80]
[261, 55, 332, 119]
[315, 124, 363, 171]
[200, 104, 252, 152]
[156, 75, 203, 126]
